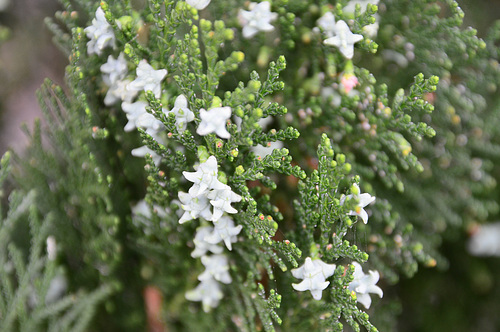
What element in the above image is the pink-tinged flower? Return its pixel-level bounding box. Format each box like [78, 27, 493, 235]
[340, 73, 359, 94]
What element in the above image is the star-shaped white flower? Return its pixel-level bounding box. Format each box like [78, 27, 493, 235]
[291, 257, 336, 300]
[122, 101, 148, 132]
[185, 0, 211, 10]
[348, 262, 383, 309]
[185, 278, 223, 312]
[104, 78, 137, 106]
[127, 60, 167, 98]
[198, 254, 232, 284]
[135, 112, 165, 137]
[170, 95, 195, 132]
[196, 106, 232, 139]
[191, 226, 224, 258]
[178, 191, 213, 224]
[183, 156, 227, 197]
[100, 53, 128, 86]
[84, 7, 116, 55]
[324, 20, 363, 59]
[238, 1, 278, 39]
[207, 185, 242, 221]
[131, 145, 161, 166]
[317, 12, 337, 38]
[340, 183, 376, 224]
[205, 216, 242, 250]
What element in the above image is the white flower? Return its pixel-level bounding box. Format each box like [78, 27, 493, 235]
[348, 262, 383, 309]
[198, 254, 232, 284]
[185, 278, 223, 312]
[122, 101, 148, 132]
[84, 7, 116, 55]
[170, 95, 195, 132]
[291, 257, 336, 300]
[101, 53, 128, 86]
[104, 78, 138, 105]
[46, 236, 57, 261]
[340, 183, 376, 224]
[192, 226, 224, 258]
[205, 216, 242, 251]
[131, 200, 167, 234]
[251, 141, 284, 158]
[178, 191, 213, 224]
[131, 145, 161, 166]
[185, 0, 211, 10]
[197, 107, 232, 139]
[45, 275, 67, 305]
[317, 12, 337, 38]
[136, 112, 165, 137]
[238, 1, 278, 39]
[207, 185, 242, 221]
[468, 222, 500, 257]
[324, 20, 363, 59]
[183, 156, 227, 197]
[342, 0, 380, 15]
[127, 60, 167, 98]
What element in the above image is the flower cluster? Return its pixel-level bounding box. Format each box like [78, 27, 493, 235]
[180, 156, 242, 311]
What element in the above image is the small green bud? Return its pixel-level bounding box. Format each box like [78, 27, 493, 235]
[429, 75, 439, 85]
[343, 163, 352, 173]
[214, 20, 225, 30]
[230, 149, 239, 157]
[224, 28, 234, 40]
[336, 154, 346, 164]
[253, 108, 263, 118]
[197, 146, 210, 162]
[351, 184, 360, 195]
[248, 80, 262, 91]
[117, 15, 133, 30]
[234, 107, 244, 118]
[232, 51, 245, 62]
[415, 73, 424, 83]
[211, 96, 222, 108]
[235, 165, 245, 176]
[218, 171, 228, 184]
